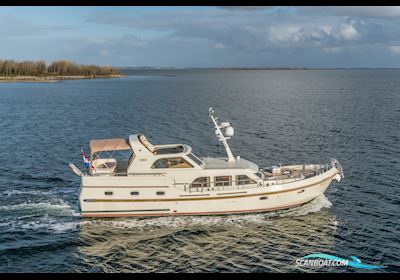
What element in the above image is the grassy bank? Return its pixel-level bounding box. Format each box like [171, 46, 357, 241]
[0, 74, 126, 83]
[0, 59, 123, 82]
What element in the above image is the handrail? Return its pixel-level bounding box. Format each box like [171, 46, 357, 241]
[174, 162, 338, 193]
[175, 177, 303, 193]
[329, 158, 344, 178]
[178, 183, 260, 193]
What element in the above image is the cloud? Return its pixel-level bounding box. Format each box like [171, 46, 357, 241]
[217, 6, 273, 11]
[332, 17, 360, 41]
[56, 34, 148, 64]
[79, 7, 400, 66]
[3, 7, 400, 67]
[323, 46, 345, 53]
[218, 6, 400, 17]
[389, 45, 400, 54]
[85, 9, 368, 54]
[214, 42, 226, 49]
[0, 14, 74, 37]
[299, 6, 400, 18]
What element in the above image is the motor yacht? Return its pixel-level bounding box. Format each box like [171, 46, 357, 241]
[69, 108, 343, 217]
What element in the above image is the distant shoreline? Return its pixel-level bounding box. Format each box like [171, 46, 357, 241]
[0, 74, 126, 83]
[117, 67, 400, 70]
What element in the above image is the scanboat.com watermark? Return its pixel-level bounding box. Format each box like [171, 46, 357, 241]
[296, 253, 385, 270]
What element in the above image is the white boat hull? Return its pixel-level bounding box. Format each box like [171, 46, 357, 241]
[79, 167, 339, 217]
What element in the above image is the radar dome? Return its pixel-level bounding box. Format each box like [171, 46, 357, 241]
[225, 126, 234, 137]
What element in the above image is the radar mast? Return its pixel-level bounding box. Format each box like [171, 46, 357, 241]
[209, 107, 236, 162]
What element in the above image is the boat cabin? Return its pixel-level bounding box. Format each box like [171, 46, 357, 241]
[89, 134, 204, 176]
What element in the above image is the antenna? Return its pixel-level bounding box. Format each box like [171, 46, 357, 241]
[209, 107, 235, 162]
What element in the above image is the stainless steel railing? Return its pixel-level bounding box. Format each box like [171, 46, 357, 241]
[174, 160, 341, 193]
[174, 181, 260, 193]
[328, 158, 344, 178]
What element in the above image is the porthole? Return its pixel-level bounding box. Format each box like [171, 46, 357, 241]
[297, 189, 305, 194]
[156, 191, 165, 196]
[131, 191, 139, 196]
[259, 196, 268, 200]
[105, 191, 113, 196]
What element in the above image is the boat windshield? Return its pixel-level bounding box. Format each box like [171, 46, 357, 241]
[155, 145, 184, 155]
[187, 153, 203, 166]
[152, 157, 193, 169]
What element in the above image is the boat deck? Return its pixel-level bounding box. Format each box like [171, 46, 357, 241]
[262, 165, 325, 184]
[202, 157, 259, 171]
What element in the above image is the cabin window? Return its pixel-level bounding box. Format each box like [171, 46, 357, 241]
[156, 191, 165, 196]
[155, 145, 185, 155]
[190, 177, 210, 188]
[128, 152, 136, 165]
[214, 176, 232, 187]
[152, 157, 193, 169]
[187, 153, 203, 166]
[236, 175, 256, 185]
[104, 191, 113, 196]
[130, 191, 139, 196]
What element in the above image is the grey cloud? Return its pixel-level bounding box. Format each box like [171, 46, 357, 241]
[297, 6, 400, 18]
[65, 34, 147, 61]
[6, 7, 400, 67]
[218, 6, 400, 18]
[217, 6, 273, 11]
[0, 14, 75, 37]
[85, 10, 374, 54]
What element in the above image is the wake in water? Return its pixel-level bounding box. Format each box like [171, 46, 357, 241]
[0, 197, 80, 234]
[0, 199, 79, 216]
[3, 189, 55, 197]
[0, 217, 79, 234]
[0, 195, 332, 234]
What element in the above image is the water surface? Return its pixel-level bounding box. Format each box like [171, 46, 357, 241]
[0, 69, 398, 272]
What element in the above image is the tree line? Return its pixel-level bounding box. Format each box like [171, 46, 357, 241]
[0, 59, 119, 77]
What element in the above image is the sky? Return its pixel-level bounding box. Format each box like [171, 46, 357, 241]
[1, 6, 400, 68]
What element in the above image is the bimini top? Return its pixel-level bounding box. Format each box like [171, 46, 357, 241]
[90, 138, 131, 155]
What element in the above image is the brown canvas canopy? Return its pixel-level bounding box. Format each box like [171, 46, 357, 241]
[90, 138, 131, 155]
